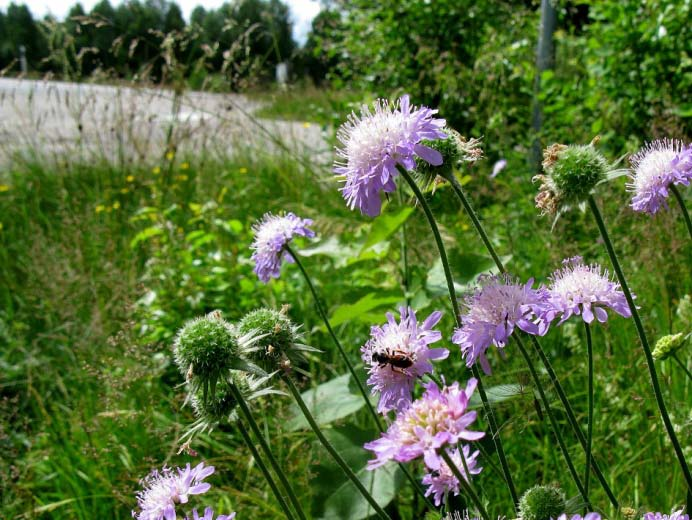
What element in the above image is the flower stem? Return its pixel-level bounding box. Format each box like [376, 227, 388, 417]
[584, 322, 594, 504]
[514, 335, 590, 506]
[285, 244, 436, 510]
[397, 165, 519, 509]
[236, 420, 296, 520]
[670, 184, 692, 241]
[447, 169, 619, 507]
[588, 195, 692, 493]
[672, 352, 692, 381]
[282, 375, 392, 520]
[229, 382, 306, 520]
[439, 449, 490, 520]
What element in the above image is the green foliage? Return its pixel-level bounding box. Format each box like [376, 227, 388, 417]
[518, 485, 567, 520]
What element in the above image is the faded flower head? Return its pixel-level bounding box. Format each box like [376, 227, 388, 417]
[361, 307, 448, 414]
[251, 212, 315, 283]
[652, 333, 688, 360]
[364, 378, 484, 471]
[451, 274, 548, 374]
[185, 508, 236, 520]
[335, 94, 446, 216]
[174, 311, 239, 396]
[542, 256, 631, 326]
[414, 129, 483, 187]
[422, 445, 482, 507]
[238, 306, 316, 373]
[629, 139, 691, 214]
[133, 462, 214, 520]
[643, 511, 689, 520]
[518, 485, 566, 520]
[534, 142, 608, 216]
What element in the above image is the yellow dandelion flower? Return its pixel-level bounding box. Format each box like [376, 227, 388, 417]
[95, 204, 106, 213]
[175, 174, 189, 182]
[239, 167, 248, 174]
[152, 166, 161, 175]
[0, 185, 10, 192]
[166, 151, 175, 161]
[181, 162, 190, 170]
[126, 175, 135, 183]
[112, 201, 121, 210]
[302, 122, 311, 128]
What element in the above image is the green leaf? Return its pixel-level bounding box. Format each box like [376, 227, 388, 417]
[286, 374, 367, 431]
[311, 425, 404, 520]
[360, 207, 414, 253]
[426, 251, 513, 296]
[330, 293, 402, 327]
[469, 383, 526, 408]
[130, 226, 164, 249]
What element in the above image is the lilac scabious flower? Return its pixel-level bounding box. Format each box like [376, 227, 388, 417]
[644, 511, 690, 520]
[451, 274, 548, 375]
[361, 307, 449, 414]
[628, 139, 691, 214]
[542, 256, 631, 326]
[186, 508, 236, 520]
[554, 514, 601, 520]
[364, 378, 484, 471]
[334, 94, 447, 217]
[133, 462, 214, 520]
[421, 445, 482, 507]
[251, 212, 315, 283]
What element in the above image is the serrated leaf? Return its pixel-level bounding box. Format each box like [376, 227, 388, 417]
[286, 374, 367, 431]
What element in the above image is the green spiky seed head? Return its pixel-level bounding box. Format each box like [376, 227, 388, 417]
[414, 129, 483, 186]
[191, 371, 248, 424]
[174, 311, 238, 388]
[238, 307, 301, 371]
[518, 485, 566, 520]
[535, 141, 608, 215]
[652, 333, 687, 360]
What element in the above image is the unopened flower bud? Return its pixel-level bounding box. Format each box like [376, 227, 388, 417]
[191, 370, 249, 424]
[652, 333, 687, 360]
[415, 129, 483, 187]
[518, 485, 566, 520]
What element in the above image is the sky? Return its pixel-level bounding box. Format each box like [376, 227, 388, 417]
[0, 0, 322, 43]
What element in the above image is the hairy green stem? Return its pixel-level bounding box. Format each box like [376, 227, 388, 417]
[672, 352, 692, 381]
[514, 335, 590, 505]
[439, 449, 490, 520]
[236, 420, 296, 519]
[584, 322, 594, 503]
[283, 375, 392, 520]
[670, 184, 692, 241]
[588, 196, 692, 493]
[448, 170, 619, 507]
[285, 244, 436, 510]
[398, 165, 519, 508]
[229, 382, 306, 520]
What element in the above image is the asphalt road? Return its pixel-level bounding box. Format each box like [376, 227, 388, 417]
[0, 78, 328, 168]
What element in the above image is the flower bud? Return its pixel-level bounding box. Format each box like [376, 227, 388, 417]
[518, 485, 566, 520]
[534, 141, 609, 215]
[415, 129, 483, 187]
[652, 333, 687, 360]
[174, 311, 238, 396]
[191, 371, 248, 424]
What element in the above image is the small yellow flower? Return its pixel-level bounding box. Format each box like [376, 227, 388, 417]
[120, 188, 129, 194]
[239, 167, 248, 174]
[112, 201, 121, 210]
[0, 185, 10, 192]
[126, 175, 135, 183]
[175, 174, 189, 182]
[166, 151, 175, 161]
[302, 122, 311, 128]
[152, 166, 161, 175]
[95, 204, 106, 213]
[177, 226, 184, 234]
[181, 162, 190, 170]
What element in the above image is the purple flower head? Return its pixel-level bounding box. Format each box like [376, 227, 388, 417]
[364, 378, 484, 471]
[133, 462, 215, 520]
[451, 274, 548, 375]
[422, 445, 482, 507]
[251, 212, 315, 283]
[334, 94, 447, 217]
[186, 508, 236, 520]
[361, 307, 448, 414]
[628, 139, 691, 214]
[554, 514, 601, 520]
[542, 256, 631, 326]
[643, 511, 690, 520]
